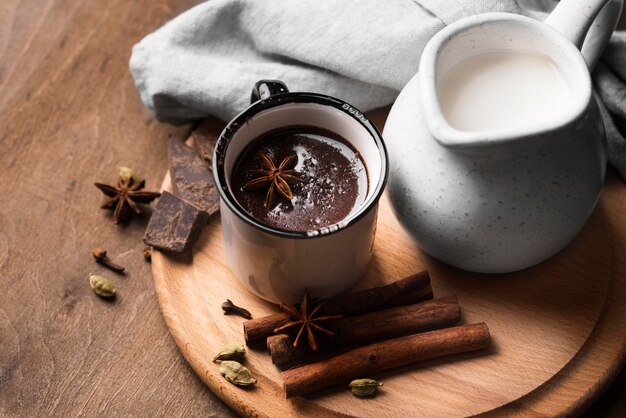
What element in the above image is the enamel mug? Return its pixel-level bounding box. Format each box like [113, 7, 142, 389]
[213, 80, 388, 304]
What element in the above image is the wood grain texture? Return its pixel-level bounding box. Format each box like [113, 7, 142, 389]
[152, 164, 625, 417]
[0, 0, 235, 417]
[1, 0, 626, 417]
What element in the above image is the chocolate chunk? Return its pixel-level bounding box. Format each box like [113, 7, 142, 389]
[169, 137, 220, 216]
[144, 191, 209, 253]
[191, 117, 221, 167]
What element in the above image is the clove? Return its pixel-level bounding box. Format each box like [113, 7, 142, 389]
[222, 299, 252, 319]
[143, 246, 152, 262]
[92, 247, 125, 273]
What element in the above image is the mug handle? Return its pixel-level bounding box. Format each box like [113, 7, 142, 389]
[250, 80, 289, 103]
[544, 0, 623, 69]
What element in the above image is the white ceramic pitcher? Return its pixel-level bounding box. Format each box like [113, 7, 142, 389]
[384, 0, 623, 273]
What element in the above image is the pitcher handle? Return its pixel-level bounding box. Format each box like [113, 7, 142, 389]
[545, 0, 623, 69]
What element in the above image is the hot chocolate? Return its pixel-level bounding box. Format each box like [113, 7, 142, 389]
[231, 126, 368, 231]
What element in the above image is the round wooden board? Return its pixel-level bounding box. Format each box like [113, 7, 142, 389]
[152, 172, 626, 418]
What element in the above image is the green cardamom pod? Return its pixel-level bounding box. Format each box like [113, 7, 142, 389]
[118, 166, 137, 183]
[213, 342, 246, 362]
[349, 378, 383, 397]
[89, 274, 116, 298]
[219, 361, 256, 386]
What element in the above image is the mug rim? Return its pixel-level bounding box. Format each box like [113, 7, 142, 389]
[213, 92, 389, 239]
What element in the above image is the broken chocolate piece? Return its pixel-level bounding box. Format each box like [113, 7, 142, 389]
[169, 137, 220, 216]
[144, 191, 209, 253]
[191, 117, 221, 167]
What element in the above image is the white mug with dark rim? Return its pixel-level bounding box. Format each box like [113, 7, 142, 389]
[213, 80, 388, 305]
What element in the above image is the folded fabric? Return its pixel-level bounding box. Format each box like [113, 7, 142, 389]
[130, 0, 626, 179]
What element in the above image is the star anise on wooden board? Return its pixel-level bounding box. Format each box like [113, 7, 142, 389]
[242, 153, 301, 208]
[273, 290, 343, 351]
[95, 176, 161, 224]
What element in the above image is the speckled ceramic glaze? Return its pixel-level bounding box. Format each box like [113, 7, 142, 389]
[384, 0, 622, 273]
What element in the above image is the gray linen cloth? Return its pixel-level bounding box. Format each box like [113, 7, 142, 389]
[130, 0, 626, 179]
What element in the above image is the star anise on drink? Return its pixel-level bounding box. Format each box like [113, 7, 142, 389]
[242, 153, 301, 208]
[94, 176, 161, 224]
[273, 290, 343, 351]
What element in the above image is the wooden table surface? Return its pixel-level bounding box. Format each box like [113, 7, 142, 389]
[1, 1, 624, 416]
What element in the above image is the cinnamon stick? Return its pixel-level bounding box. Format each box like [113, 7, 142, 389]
[282, 322, 490, 398]
[385, 285, 433, 307]
[243, 271, 432, 345]
[268, 296, 461, 365]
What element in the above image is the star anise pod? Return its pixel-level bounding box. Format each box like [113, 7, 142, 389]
[273, 290, 342, 351]
[94, 176, 161, 224]
[242, 153, 301, 208]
